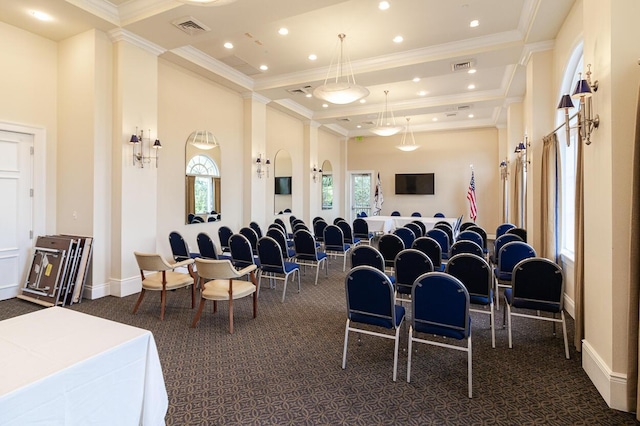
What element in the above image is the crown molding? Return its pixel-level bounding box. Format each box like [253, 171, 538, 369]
[65, 0, 120, 25]
[108, 28, 166, 56]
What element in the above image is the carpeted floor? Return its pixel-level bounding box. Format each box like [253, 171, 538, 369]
[1, 258, 638, 425]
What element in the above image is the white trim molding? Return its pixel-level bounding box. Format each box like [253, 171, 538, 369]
[110, 275, 142, 298]
[582, 340, 630, 412]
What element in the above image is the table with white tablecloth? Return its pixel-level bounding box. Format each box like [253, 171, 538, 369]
[363, 216, 457, 234]
[0, 307, 168, 426]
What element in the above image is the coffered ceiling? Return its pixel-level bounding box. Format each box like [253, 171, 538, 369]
[0, 0, 575, 136]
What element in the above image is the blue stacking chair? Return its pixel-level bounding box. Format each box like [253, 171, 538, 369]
[312, 216, 325, 224]
[493, 241, 536, 310]
[239, 227, 259, 255]
[266, 227, 295, 260]
[411, 236, 445, 272]
[393, 227, 416, 250]
[466, 225, 488, 256]
[394, 249, 433, 305]
[456, 230, 484, 256]
[407, 272, 472, 398]
[342, 266, 406, 382]
[434, 223, 454, 243]
[350, 245, 395, 284]
[404, 222, 423, 238]
[489, 233, 522, 265]
[257, 236, 300, 302]
[504, 258, 569, 359]
[411, 212, 422, 217]
[459, 222, 476, 232]
[412, 220, 427, 237]
[196, 232, 232, 261]
[449, 240, 484, 258]
[352, 218, 373, 245]
[218, 226, 233, 254]
[324, 224, 352, 271]
[274, 218, 291, 238]
[506, 227, 527, 242]
[434, 212, 445, 218]
[425, 228, 450, 261]
[293, 229, 328, 286]
[446, 253, 495, 348]
[390, 211, 401, 216]
[249, 221, 263, 239]
[169, 231, 199, 262]
[496, 223, 516, 238]
[336, 220, 360, 246]
[378, 233, 405, 274]
[313, 219, 328, 246]
[229, 233, 261, 270]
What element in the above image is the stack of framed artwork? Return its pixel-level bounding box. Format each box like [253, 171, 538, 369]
[17, 235, 93, 307]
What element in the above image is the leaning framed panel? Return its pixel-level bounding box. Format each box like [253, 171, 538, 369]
[0, 307, 168, 426]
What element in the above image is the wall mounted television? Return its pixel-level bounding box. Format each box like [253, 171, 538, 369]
[275, 176, 292, 195]
[395, 173, 435, 195]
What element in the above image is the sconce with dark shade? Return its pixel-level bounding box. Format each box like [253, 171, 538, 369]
[514, 137, 529, 171]
[557, 94, 574, 147]
[256, 153, 270, 178]
[130, 127, 161, 168]
[571, 64, 599, 145]
[312, 165, 323, 182]
[499, 159, 509, 180]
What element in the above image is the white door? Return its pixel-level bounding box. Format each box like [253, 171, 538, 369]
[349, 172, 372, 222]
[0, 130, 33, 300]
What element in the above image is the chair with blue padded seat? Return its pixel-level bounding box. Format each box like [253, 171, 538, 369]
[218, 226, 234, 254]
[350, 245, 395, 284]
[257, 236, 301, 303]
[293, 222, 310, 233]
[489, 233, 522, 265]
[449, 240, 484, 258]
[312, 216, 325, 225]
[333, 217, 346, 225]
[207, 216, 216, 222]
[324, 224, 352, 271]
[196, 232, 232, 261]
[504, 257, 569, 359]
[459, 221, 476, 232]
[434, 212, 445, 218]
[435, 220, 453, 230]
[266, 227, 295, 260]
[378, 233, 405, 274]
[493, 241, 536, 310]
[433, 223, 454, 245]
[239, 227, 260, 255]
[412, 220, 427, 237]
[249, 221, 263, 239]
[407, 272, 472, 398]
[404, 222, 423, 238]
[411, 212, 422, 217]
[288, 215, 297, 226]
[274, 217, 289, 234]
[169, 231, 199, 262]
[229, 233, 261, 278]
[496, 223, 516, 238]
[293, 229, 328, 286]
[336, 220, 360, 246]
[352, 218, 373, 245]
[191, 216, 204, 224]
[187, 213, 195, 223]
[457, 230, 484, 250]
[191, 258, 258, 334]
[393, 227, 416, 251]
[394, 249, 433, 305]
[359, 211, 368, 217]
[342, 266, 406, 382]
[446, 253, 495, 348]
[466, 225, 488, 256]
[390, 211, 401, 216]
[425, 228, 450, 261]
[313, 219, 328, 246]
[411, 236, 445, 272]
[506, 227, 527, 242]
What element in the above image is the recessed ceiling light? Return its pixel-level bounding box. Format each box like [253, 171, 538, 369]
[29, 10, 53, 21]
[470, 19, 479, 28]
[412, 77, 420, 82]
[379, 1, 390, 11]
[467, 84, 475, 90]
[417, 91, 427, 96]
[305, 93, 312, 98]
[468, 114, 474, 118]
[393, 35, 403, 43]
[357, 125, 362, 128]
[468, 69, 476, 74]
[223, 42, 233, 49]
[359, 99, 367, 104]
[260, 65, 268, 71]
[432, 117, 438, 122]
[322, 103, 329, 108]
[308, 54, 317, 61]
[278, 27, 288, 35]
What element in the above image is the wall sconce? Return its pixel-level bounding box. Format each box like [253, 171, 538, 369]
[256, 153, 270, 178]
[571, 64, 599, 145]
[129, 127, 161, 168]
[514, 135, 530, 171]
[557, 94, 575, 147]
[312, 165, 323, 183]
[499, 159, 509, 180]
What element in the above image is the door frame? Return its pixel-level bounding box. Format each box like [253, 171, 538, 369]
[347, 170, 374, 223]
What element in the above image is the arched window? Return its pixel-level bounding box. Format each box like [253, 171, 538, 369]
[186, 155, 220, 215]
[556, 43, 583, 260]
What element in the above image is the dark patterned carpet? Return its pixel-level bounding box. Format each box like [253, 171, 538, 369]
[1, 259, 638, 425]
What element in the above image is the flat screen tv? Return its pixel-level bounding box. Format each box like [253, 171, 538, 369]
[275, 176, 292, 195]
[395, 173, 435, 195]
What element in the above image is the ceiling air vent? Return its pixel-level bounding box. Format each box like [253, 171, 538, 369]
[336, 118, 351, 122]
[172, 16, 211, 36]
[451, 59, 476, 72]
[445, 112, 457, 117]
[456, 105, 471, 110]
[286, 85, 313, 95]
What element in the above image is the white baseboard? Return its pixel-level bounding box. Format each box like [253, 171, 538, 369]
[564, 294, 575, 318]
[0, 283, 20, 301]
[582, 339, 630, 412]
[82, 280, 111, 300]
[110, 275, 142, 298]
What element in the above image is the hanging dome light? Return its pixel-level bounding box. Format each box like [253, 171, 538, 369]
[313, 34, 369, 105]
[370, 90, 402, 136]
[395, 117, 419, 151]
[187, 130, 218, 150]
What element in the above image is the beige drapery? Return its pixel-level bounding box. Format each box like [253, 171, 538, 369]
[540, 133, 561, 262]
[513, 158, 524, 227]
[186, 175, 196, 219]
[574, 120, 585, 353]
[627, 86, 640, 417]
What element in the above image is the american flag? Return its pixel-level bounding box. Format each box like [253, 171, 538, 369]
[373, 172, 383, 216]
[467, 170, 477, 222]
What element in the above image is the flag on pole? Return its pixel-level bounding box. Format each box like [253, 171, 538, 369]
[467, 170, 477, 222]
[373, 172, 383, 216]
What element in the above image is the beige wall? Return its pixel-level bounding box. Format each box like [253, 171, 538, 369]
[318, 129, 345, 224]
[347, 128, 500, 232]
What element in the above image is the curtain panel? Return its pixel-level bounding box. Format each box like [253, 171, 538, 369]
[540, 133, 561, 262]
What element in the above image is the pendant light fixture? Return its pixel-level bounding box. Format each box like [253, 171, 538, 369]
[187, 130, 219, 150]
[370, 90, 402, 136]
[313, 34, 369, 105]
[396, 117, 419, 151]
